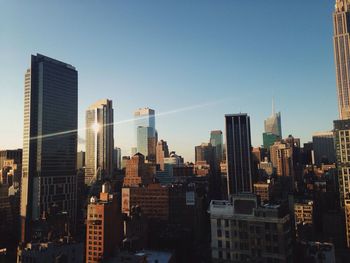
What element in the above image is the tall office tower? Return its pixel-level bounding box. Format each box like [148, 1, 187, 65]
[156, 140, 169, 171]
[263, 101, 282, 149]
[134, 108, 157, 162]
[334, 0, 350, 120]
[86, 183, 123, 263]
[312, 132, 336, 165]
[264, 102, 282, 138]
[113, 147, 121, 170]
[85, 99, 114, 185]
[333, 2, 350, 247]
[136, 127, 157, 163]
[20, 54, 78, 243]
[225, 114, 253, 195]
[134, 108, 155, 133]
[210, 130, 223, 163]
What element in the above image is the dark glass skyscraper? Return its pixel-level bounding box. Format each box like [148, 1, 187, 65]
[20, 54, 78, 242]
[225, 114, 253, 196]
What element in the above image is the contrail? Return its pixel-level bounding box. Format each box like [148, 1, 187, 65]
[30, 97, 232, 141]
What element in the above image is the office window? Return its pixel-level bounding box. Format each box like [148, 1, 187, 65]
[217, 230, 222, 237]
[218, 251, 223, 259]
[218, 240, 222, 248]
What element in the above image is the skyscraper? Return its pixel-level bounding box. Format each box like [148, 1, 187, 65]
[210, 130, 223, 163]
[333, 2, 350, 248]
[137, 126, 154, 158]
[134, 108, 157, 162]
[156, 140, 169, 171]
[264, 112, 282, 138]
[225, 114, 253, 196]
[85, 99, 114, 185]
[334, 0, 350, 119]
[312, 132, 336, 165]
[134, 108, 155, 133]
[20, 54, 78, 242]
[263, 100, 282, 149]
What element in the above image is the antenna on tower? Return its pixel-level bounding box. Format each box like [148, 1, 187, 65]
[272, 97, 275, 115]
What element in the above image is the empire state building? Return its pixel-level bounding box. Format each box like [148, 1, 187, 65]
[334, 0, 350, 119]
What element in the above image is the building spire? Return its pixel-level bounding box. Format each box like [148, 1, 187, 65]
[272, 97, 275, 116]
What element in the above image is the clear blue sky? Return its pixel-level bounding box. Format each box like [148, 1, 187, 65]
[0, 1, 337, 161]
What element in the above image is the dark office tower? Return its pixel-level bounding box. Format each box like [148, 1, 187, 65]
[334, 1, 350, 119]
[210, 130, 223, 163]
[312, 132, 336, 165]
[20, 54, 78, 243]
[225, 114, 253, 196]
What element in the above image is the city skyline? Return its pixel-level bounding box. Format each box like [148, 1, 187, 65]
[2, 1, 350, 262]
[0, 1, 338, 161]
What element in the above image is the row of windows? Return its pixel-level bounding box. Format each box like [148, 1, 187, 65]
[88, 241, 102, 245]
[89, 225, 102, 229]
[217, 229, 279, 242]
[88, 246, 102, 251]
[89, 214, 103, 218]
[88, 231, 102, 235]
